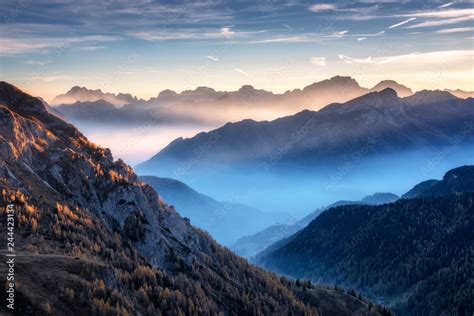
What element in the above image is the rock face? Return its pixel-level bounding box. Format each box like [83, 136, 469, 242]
[0, 81, 385, 315]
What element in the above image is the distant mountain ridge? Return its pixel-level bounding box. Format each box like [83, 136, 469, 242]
[231, 193, 399, 258]
[51, 85, 144, 106]
[140, 175, 289, 245]
[51, 77, 419, 125]
[137, 88, 474, 175]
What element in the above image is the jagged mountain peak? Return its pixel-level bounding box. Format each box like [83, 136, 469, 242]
[303, 75, 362, 92]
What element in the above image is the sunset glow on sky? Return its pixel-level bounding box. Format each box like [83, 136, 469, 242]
[1, 0, 473, 101]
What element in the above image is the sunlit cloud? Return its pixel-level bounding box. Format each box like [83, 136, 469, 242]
[207, 55, 219, 61]
[389, 18, 416, 29]
[407, 15, 473, 28]
[357, 37, 367, 41]
[438, 2, 455, 8]
[338, 50, 472, 66]
[309, 57, 326, 66]
[220, 27, 235, 37]
[246, 37, 307, 44]
[31, 74, 74, 82]
[435, 27, 474, 33]
[234, 68, 249, 76]
[327, 30, 348, 38]
[309, 4, 337, 12]
[401, 8, 474, 18]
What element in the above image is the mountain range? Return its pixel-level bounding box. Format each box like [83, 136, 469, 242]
[138, 88, 474, 173]
[51, 86, 145, 106]
[0, 81, 389, 315]
[52, 77, 456, 126]
[257, 166, 474, 315]
[139, 175, 290, 245]
[135, 87, 474, 216]
[231, 193, 399, 258]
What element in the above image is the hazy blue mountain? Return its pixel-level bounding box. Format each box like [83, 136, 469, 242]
[56, 99, 207, 125]
[138, 89, 473, 174]
[257, 166, 474, 315]
[140, 175, 288, 245]
[232, 193, 399, 258]
[0, 81, 386, 315]
[444, 88, 474, 99]
[135, 88, 474, 217]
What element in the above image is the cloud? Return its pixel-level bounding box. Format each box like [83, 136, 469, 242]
[435, 27, 474, 33]
[207, 55, 219, 61]
[310, 57, 326, 66]
[389, 17, 416, 29]
[220, 27, 235, 37]
[234, 68, 249, 76]
[246, 36, 307, 44]
[357, 37, 367, 41]
[0, 35, 119, 54]
[438, 2, 455, 8]
[31, 74, 74, 82]
[407, 15, 473, 28]
[327, 30, 348, 38]
[401, 8, 474, 18]
[78, 46, 106, 51]
[338, 50, 472, 66]
[338, 52, 422, 65]
[338, 55, 373, 64]
[309, 4, 336, 12]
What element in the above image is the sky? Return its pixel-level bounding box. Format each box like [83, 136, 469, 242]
[1, 0, 473, 102]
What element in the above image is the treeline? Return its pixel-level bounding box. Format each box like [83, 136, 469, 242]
[260, 193, 474, 315]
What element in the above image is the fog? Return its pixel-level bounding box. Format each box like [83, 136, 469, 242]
[71, 120, 214, 165]
[137, 144, 474, 218]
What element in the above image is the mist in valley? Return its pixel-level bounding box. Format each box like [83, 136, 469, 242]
[136, 143, 474, 219]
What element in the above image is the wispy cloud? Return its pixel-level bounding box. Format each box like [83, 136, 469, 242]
[357, 37, 367, 41]
[389, 17, 416, 29]
[246, 36, 307, 44]
[407, 15, 473, 28]
[207, 55, 219, 61]
[31, 74, 74, 82]
[338, 50, 472, 66]
[220, 27, 235, 37]
[309, 57, 326, 66]
[234, 68, 249, 76]
[401, 8, 474, 18]
[327, 30, 348, 38]
[309, 4, 336, 12]
[338, 52, 421, 65]
[0, 35, 119, 54]
[435, 27, 474, 33]
[438, 2, 455, 8]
